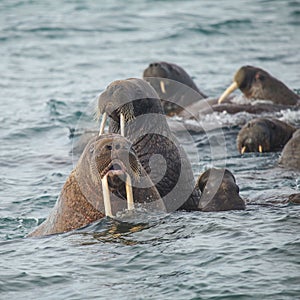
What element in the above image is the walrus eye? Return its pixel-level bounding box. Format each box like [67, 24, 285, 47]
[255, 72, 265, 81]
[89, 144, 95, 153]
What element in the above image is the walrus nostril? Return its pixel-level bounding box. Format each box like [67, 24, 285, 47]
[149, 63, 153, 67]
[106, 144, 112, 151]
[109, 163, 122, 171]
[115, 143, 121, 150]
[153, 63, 158, 67]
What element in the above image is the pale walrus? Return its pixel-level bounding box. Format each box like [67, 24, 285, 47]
[279, 129, 300, 170]
[218, 65, 300, 105]
[97, 78, 200, 212]
[28, 134, 163, 237]
[236, 118, 296, 154]
[143, 61, 207, 115]
[195, 168, 245, 211]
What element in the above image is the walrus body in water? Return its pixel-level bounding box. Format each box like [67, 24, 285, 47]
[143, 61, 207, 115]
[195, 168, 245, 211]
[279, 129, 300, 170]
[28, 134, 163, 237]
[97, 78, 200, 212]
[236, 118, 296, 154]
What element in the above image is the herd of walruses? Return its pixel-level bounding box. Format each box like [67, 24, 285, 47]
[29, 63, 300, 237]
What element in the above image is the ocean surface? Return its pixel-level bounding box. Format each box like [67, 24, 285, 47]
[1, 0, 300, 299]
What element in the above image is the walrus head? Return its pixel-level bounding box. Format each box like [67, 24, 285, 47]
[76, 133, 146, 217]
[196, 168, 245, 211]
[143, 62, 207, 115]
[218, 65, 299, 105]
[143, 61, 202, 94]
[237, 118, 296, 154]
[97, 78, 164, 136]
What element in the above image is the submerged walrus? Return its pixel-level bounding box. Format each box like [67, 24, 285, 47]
[97, 78, 200, 212]
[196, 168, 245, 211]
[237, 118, 296, 154]
[218, 65, 300, 105]
[279, 129, 300, 170]
[143, 61, 207, 115]
[28, 134, 163, 237]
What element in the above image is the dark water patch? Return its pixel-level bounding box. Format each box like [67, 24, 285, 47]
[189, 25, 226, 36]
[257, 54, 289, 61]
[0, 217, 39, 239]
[0, 272, 71, 293]
[214, 18, 253, 27]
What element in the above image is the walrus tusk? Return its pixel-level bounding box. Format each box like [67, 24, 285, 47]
[160, 80, 166, 94]
[218, 81, 239, 104]
[125, 174, 134, 211]
[120, 113, 125, 136]
[101, 174, 113, 217]
[258, 145, 263, 153]
[241, 146, 247, 154]
[99, 112, 107, 136]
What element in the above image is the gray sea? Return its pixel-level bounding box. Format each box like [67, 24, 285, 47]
[1, 0, 300, 299]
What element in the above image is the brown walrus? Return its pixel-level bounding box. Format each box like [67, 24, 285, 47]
[218, 65, 300, 105]
[195, 168, 245, 211]
[279, 129, 300, 170]
[236, 118, 296, 154]
[28, 134, 164, 237]
[97, 78, 200, 212]
[143, 61, 207, 115]
[288, 193, 300, 204]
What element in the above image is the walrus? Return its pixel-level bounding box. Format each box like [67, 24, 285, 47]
[218, 65, 300, 105]
[279, 129, 300, 170]
[237, 118, 296, 154]
[195, 168, 245, 211]
[28, 134, 164, 237]
[288, 193, 300, 204]
[143, 61, 207, 115]
[97, 78, 200, 212]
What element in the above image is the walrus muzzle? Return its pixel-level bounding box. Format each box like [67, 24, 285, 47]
[100, 159, 135, 218]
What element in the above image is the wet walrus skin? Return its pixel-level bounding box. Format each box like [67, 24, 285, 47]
[237, 118, 296, 154]
[195, 168, 245, 211]
[218, 65, 300, 105]
[98, 78, 200, 212]
[143, 61, 207, 115]
[279, 129, 300, 170]
[28, 134, 163, 237]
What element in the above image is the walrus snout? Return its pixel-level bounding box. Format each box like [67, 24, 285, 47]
[237, 118, 296, 154]
[106, 161, 127, 185]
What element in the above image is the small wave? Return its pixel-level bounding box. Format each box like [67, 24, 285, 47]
[211, 18, 253, 30]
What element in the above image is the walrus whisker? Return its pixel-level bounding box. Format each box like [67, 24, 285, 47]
[99, 112, 107, 136]
[258, 145, 263, 153]
[160, 80, 166, 94]
[120, 113, 125, 136]
[101, 174, 113, 217]
[125, 174, 134, 211]
[241, 146, 247, 154]
[218, 81, 238, 104]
